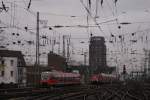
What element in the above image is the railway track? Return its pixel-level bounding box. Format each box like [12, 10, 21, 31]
[94, 82, 150, 100]
[1, 83, 150, 100]
[0, 85, 92, 100]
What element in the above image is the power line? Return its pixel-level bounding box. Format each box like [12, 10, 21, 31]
[80, 0, 106, 36]
[39, 12, 85, 18]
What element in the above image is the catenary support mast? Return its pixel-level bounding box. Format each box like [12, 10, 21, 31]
[35, 12, 40, 85]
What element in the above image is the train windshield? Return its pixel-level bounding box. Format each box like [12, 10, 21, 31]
[41, 72, 52, 80]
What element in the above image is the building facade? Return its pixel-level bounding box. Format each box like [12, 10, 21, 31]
[89, 36, 107, 74]
[0, 50, 26, 86]
[48, 51, 67, 71]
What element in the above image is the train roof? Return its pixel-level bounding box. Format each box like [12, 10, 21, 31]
[101, 73, 116, 77]
[41, 70, 80, 78]
[91, 73, 116, 78]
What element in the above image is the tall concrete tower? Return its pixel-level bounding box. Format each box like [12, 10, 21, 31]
[89, 36, 107, 74]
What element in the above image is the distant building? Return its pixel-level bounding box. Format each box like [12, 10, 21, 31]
[48, 52, 67, 71]
[26, 52, 67, 86]
[89, 36, 107, 74]
[0, 50, 26, 86]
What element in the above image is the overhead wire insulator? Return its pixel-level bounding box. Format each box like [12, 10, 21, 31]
[49, 27, 52, 30]
[54, 25, 64, 28]
[101, 0, 103, 6]
[24, 26, 28, 31]
[120, 22, 131, 25]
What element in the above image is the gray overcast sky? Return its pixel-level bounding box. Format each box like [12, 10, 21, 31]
[28, 0, 150, 35]
[1, 0, 150, 72]
[2, 0, 150, 36]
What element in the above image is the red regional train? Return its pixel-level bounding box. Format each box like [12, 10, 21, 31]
[90, 73, 118, 84]
[40, 70, 81, 86]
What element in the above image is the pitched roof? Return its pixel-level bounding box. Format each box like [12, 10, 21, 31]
[0, 50, 26, 66]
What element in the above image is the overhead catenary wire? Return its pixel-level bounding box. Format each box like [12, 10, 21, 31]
[95, 0, 118, 38]
[39, 12, 85, 18]
[1, 0, 150, 69]
[80, 0, 106, 36]
[105, 0, 115, 16]
[27, 0, 31, 10]
[22, 0, 27, 7]
[4, 0, 145, 33]
[95, 0, 99, 18]
[3, 1, 37, 17]
[1, 1, 36, 31]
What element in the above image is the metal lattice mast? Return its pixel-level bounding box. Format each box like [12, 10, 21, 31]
[35, 12, 40, 85]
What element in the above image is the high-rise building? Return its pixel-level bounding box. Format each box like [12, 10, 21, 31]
[89, 36, 107, 74]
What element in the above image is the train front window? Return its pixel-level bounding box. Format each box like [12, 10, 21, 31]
[41, 72, 50, 80]
[41, 74, 48, 80]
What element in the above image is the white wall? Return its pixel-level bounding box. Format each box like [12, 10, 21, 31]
[0, 57, 18, 84]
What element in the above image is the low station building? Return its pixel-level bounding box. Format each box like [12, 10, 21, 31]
[0, 49, 26, 86]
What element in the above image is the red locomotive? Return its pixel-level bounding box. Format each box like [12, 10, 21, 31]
[90, 73, 118, 84]
[40, 70, 81, 86]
